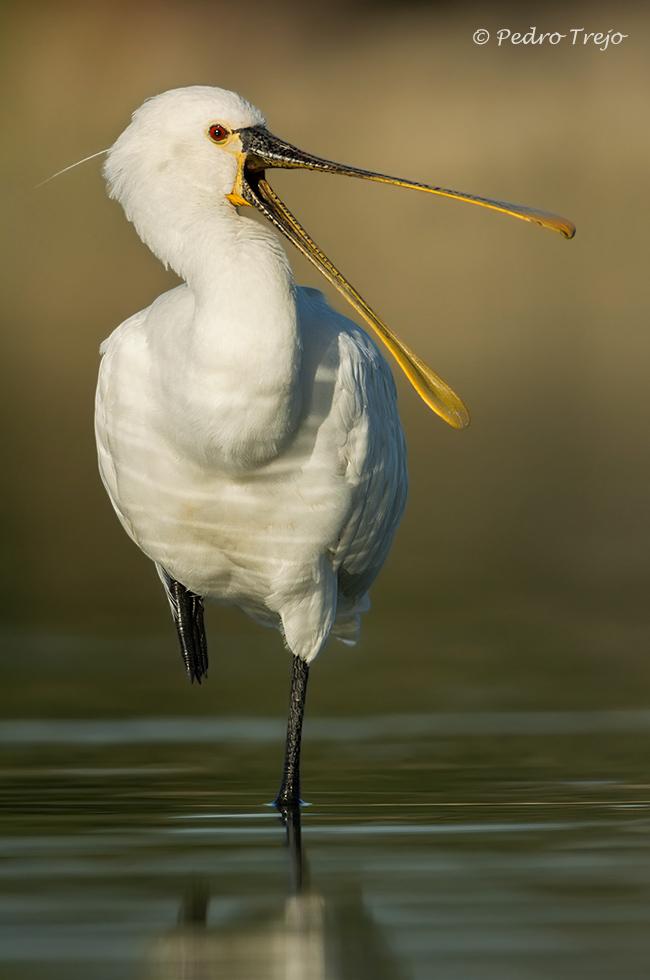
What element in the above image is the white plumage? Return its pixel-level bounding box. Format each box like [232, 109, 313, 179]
[90, 85, 573, 805]
[95, 87, 406, 664]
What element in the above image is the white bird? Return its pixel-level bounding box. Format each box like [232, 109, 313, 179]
[94, 86, 574, 807]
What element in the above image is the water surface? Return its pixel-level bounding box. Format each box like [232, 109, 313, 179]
[3, 708, 650, 979]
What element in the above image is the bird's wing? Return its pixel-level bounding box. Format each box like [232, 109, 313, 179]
[335, 326, 408, 601]
[156, 565, 209, 684]
[299, 288, 408, 605]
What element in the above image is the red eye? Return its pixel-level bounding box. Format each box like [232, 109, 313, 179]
[208, 123, 229, 144]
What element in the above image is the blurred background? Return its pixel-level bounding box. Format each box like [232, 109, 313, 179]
[2, 4, 650, 979]
[1, 0, 648, 718]
[0, 0, 650, 712]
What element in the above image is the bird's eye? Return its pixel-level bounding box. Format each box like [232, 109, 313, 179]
[208, 123, 230, 144]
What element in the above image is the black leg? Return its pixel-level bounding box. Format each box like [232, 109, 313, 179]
[157, 565, 209, 684]
[274, 655, 310, 809]
[170, 580, 209, 683]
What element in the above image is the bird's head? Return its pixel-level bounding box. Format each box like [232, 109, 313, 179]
[105, 85, 575, 429]
[104, 86, 265, 253]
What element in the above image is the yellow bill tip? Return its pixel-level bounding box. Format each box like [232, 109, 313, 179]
[449, 404, 471, 429]
[421, 387, 471, 430]
[526, 211, 576, 239]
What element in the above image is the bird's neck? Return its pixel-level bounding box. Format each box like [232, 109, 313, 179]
[157, 213, 303, 470]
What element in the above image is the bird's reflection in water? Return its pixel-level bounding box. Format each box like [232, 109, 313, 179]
[149, 807, 406, 980]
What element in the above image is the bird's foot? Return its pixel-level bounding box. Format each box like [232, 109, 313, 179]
[271, 795, 307, 811]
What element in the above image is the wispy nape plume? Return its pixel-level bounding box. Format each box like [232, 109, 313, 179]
[35, 148, 109, 188]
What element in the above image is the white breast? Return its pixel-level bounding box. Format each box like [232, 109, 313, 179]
[95, 283, 407, 661]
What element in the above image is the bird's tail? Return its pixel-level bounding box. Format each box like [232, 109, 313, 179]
[332, 592, 371, 647]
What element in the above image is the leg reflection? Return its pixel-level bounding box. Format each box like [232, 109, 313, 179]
[149, 808, 406, 980]
[279, 803, 308, 895]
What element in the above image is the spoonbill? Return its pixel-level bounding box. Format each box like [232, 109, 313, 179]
[94, 86, 574, 807]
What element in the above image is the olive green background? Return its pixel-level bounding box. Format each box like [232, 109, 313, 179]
[1, 0, 648, 718]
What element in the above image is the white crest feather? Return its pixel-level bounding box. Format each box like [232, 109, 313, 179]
[35, 148, 109, 188]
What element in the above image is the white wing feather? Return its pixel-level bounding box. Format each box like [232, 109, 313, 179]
[297, 288, 408, 640]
